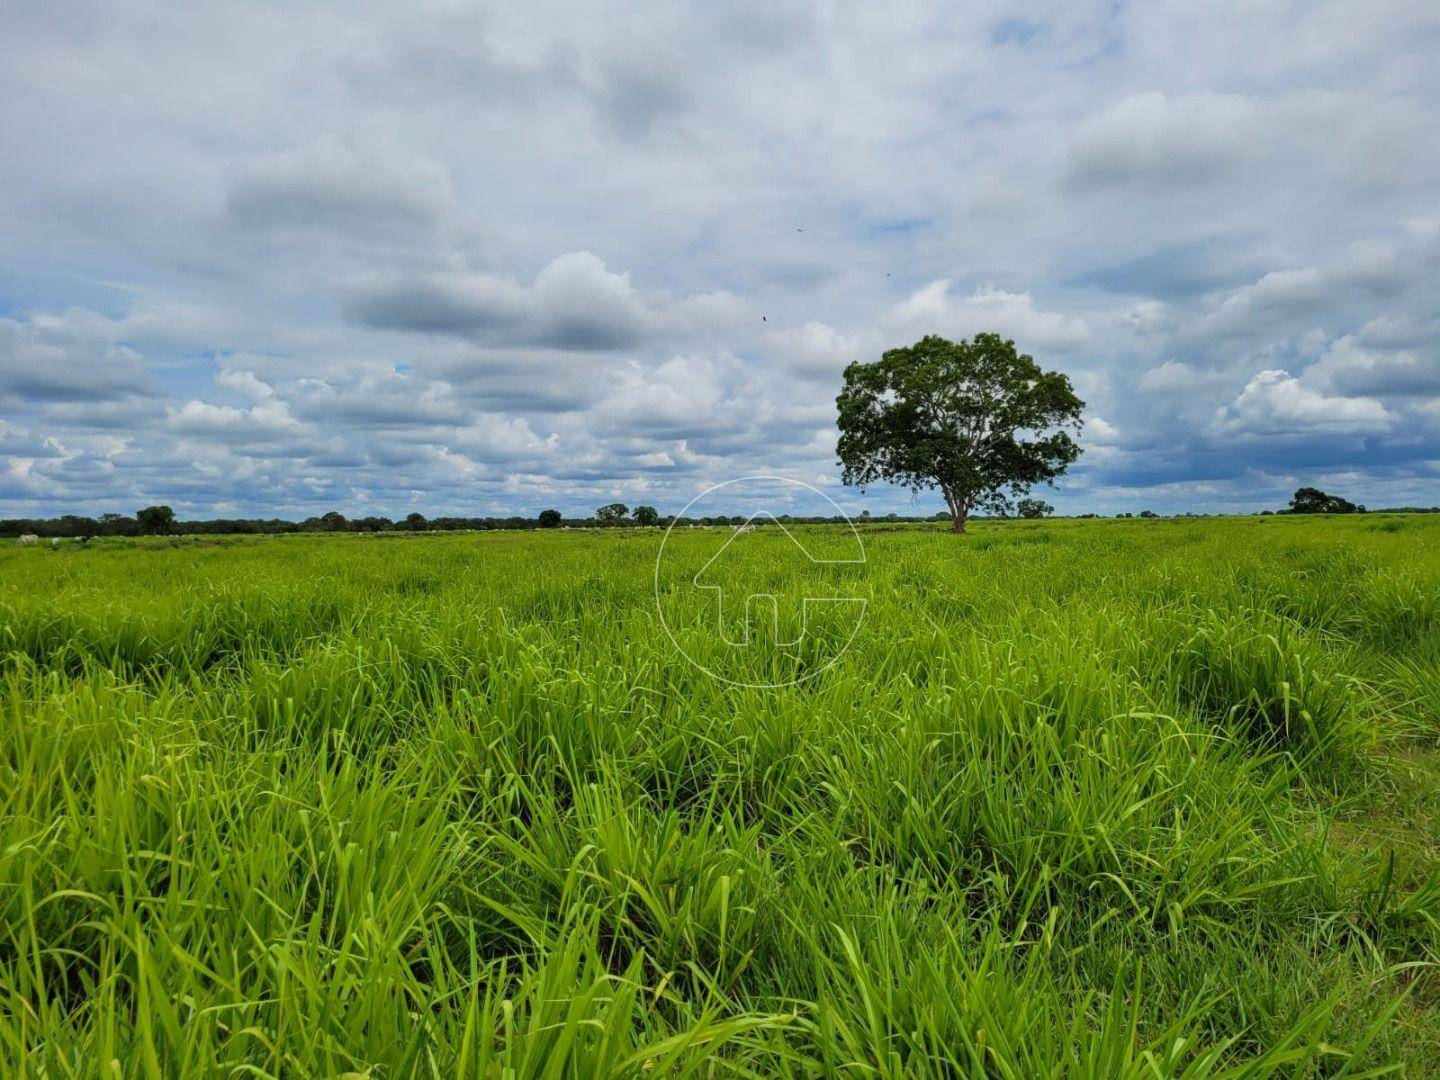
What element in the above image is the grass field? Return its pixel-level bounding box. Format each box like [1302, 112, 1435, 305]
[1, 515, 1438, 1076]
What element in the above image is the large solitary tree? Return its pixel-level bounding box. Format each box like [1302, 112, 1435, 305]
[1288, 487, 1363, 514]
[836, 334, 1084, 533]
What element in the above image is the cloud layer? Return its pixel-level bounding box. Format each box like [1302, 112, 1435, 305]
[2, 0, 1438, 517]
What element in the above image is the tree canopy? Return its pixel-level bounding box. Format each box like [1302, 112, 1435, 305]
[136, 505, 175, 535]
[1288, 487, 1363, 514]
[1016, 498, 1053, 519]
[836, 334, 1084, 532]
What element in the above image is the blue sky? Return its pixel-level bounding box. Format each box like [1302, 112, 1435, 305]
[1, 1, 1438, 519]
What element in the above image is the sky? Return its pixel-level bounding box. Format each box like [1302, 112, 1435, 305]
[1, 0, 1438, 520]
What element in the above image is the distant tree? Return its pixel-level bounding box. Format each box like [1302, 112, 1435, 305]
[837, 334, 1083, 533]
[319, 511, 348, 532]
[1139, 509, 1159, 519]
[538, 509, 562, 528]
[595, 503, 629, 524]
[1288, 487, 1361, 514]
[404, 512, 428, 531]
[632, 505, 660, 526]
[1016, 498, 1053, 519]
[136, 505, 175, 535]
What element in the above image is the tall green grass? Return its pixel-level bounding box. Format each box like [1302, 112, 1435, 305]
[0, 516, 1437, 1075]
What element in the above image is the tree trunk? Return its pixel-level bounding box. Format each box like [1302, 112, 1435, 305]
[940, 484, 968, 534]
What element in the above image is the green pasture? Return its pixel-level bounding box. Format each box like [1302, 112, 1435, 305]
[1, 515, 1437, 1076]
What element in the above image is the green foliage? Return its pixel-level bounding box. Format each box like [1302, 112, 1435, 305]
[633, 505, 660, 526]
[1016, 497, 1053, 518]
[538, 508, 562, 528]
[134, 504, 174, 535]
[1289, 486, 1364, 514]
[0, 515, 1437, 1075]
[595, 502, 629, 524]
[836, 333, 1084, 531]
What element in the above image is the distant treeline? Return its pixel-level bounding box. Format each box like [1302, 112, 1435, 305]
[0, 509, 955, 538]
[4, 502, 1437, 539]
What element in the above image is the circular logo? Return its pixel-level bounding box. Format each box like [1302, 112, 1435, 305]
[653, 476, 868, 688]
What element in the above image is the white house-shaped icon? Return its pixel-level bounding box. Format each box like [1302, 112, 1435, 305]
[691, 511, 866, 648]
